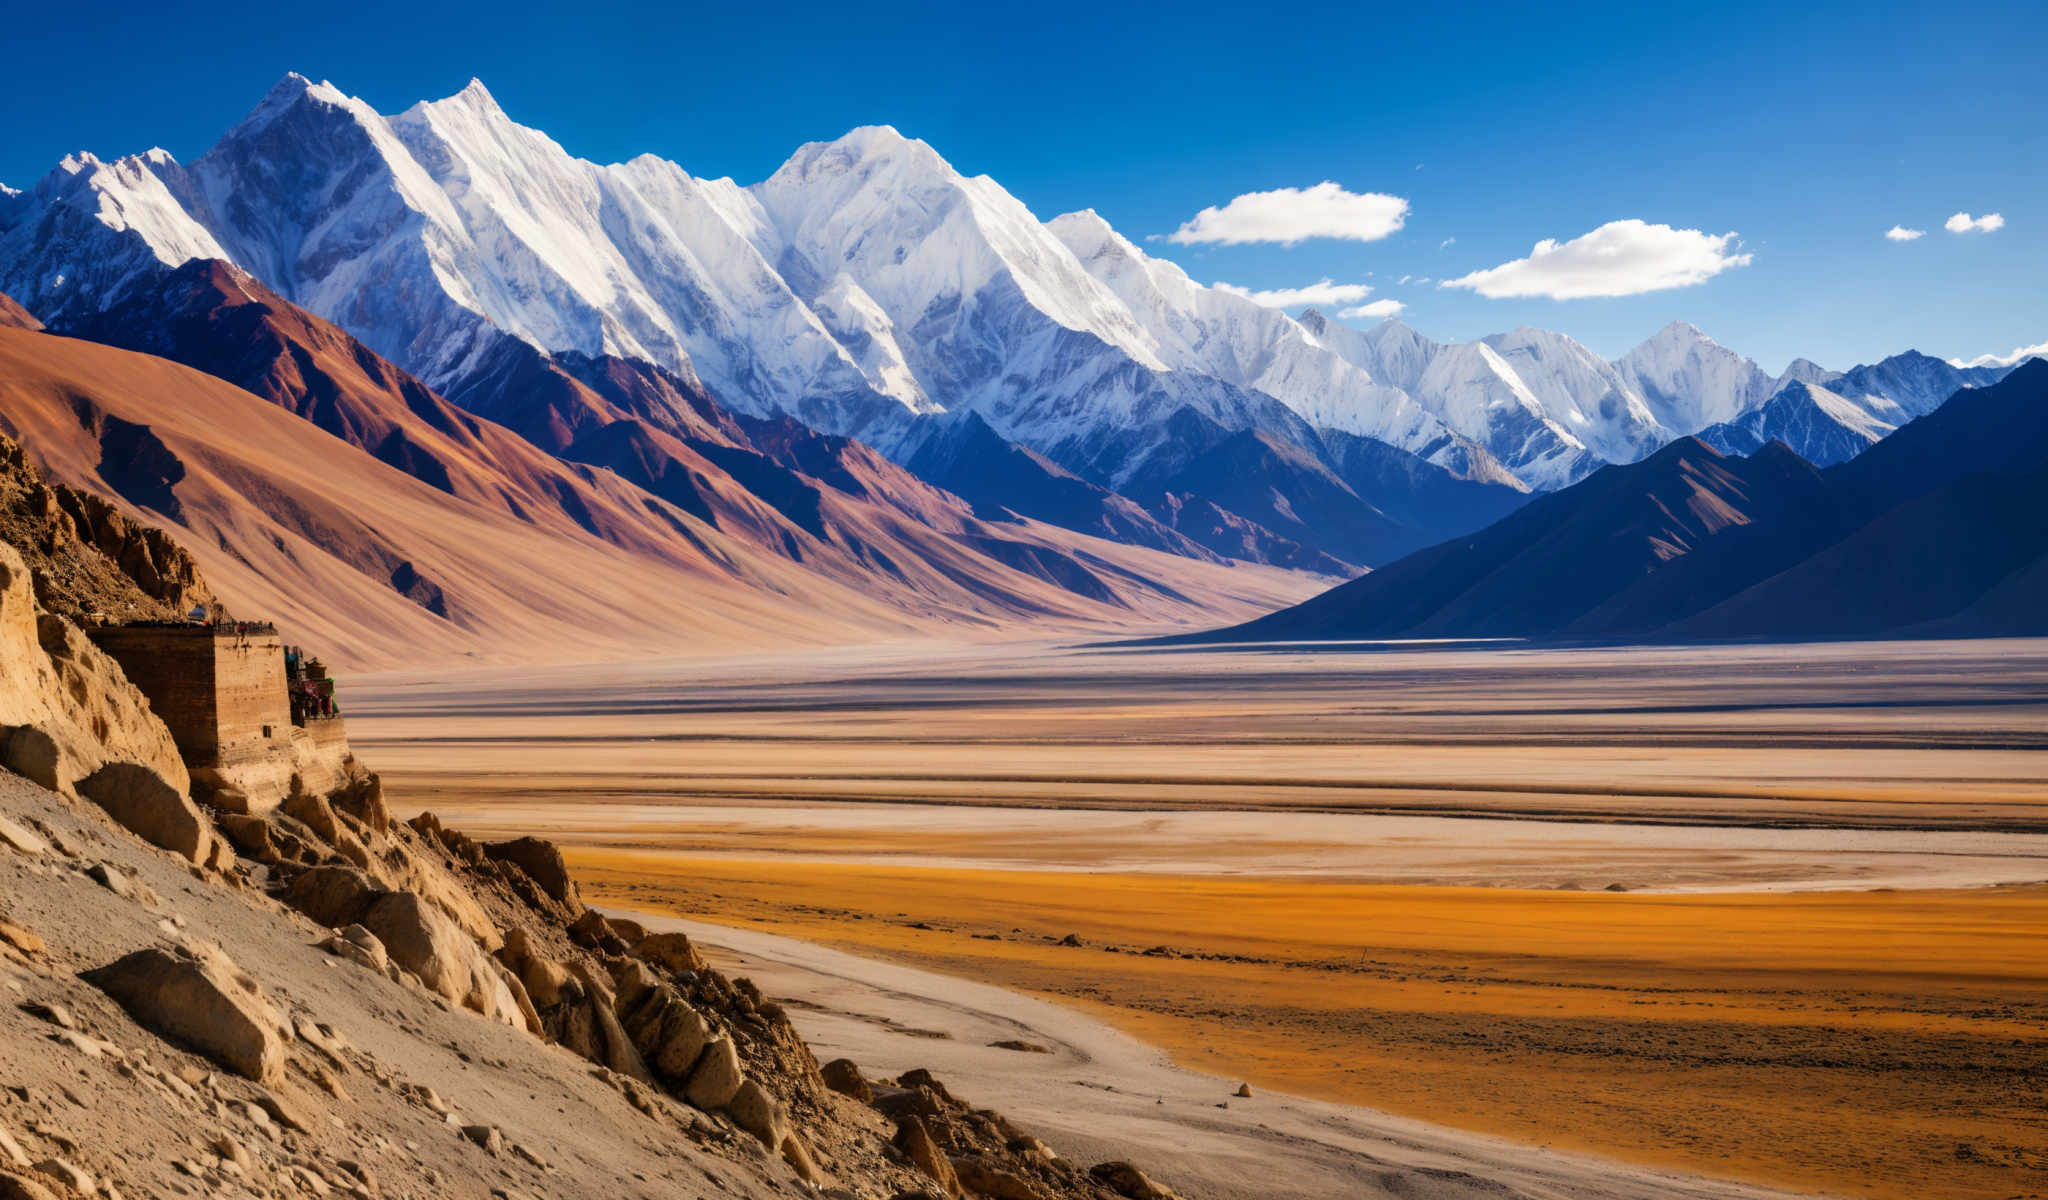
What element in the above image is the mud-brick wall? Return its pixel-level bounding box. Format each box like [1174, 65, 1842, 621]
[88, 627, 222, 762]
[210, 634, 290, 766]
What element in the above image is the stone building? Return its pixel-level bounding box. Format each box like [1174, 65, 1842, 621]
[89, 621, 354, 811]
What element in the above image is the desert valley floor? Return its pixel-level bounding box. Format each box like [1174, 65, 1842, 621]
[349, 638, 2048, 1200]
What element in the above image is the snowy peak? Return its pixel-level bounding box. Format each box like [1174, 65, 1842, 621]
[0, 73, 2007, 507]
[1614, 319, 1774, 433]
[1480, 325, 1663, 464]
[754, 125, 1164, 374]
[1775, 357, 1839, 391]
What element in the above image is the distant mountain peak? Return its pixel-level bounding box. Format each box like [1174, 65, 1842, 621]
[786, 124, 940, 174]
[1653, 318, 1713, 342]
[243, 72, 348, 127]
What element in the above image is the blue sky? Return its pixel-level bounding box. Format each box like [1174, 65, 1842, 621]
[2, 0, 2042, 371]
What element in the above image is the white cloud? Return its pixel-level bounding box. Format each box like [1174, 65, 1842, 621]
[1885, 225, 1924, 241]
[1339, 299, 1407, 320]
[1948, 339, 2048, 368]
[1214, 277, 1374, 308]
[1439, 236, 1456, 248]
[1441, 219, 1752, 300]
[1168, 182, 1408, 246]
[1945, 211, 2004, 234]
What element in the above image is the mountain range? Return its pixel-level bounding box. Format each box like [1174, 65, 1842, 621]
[0, 73, 2041, 661]
[1, 77, 2032, 542]
[1192, 359, 2048, 644]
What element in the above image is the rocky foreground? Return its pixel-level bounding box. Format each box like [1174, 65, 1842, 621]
[0, 447, 1181, 1198]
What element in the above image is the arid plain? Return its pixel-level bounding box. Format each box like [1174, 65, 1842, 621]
[351, 638, 2048, 1200]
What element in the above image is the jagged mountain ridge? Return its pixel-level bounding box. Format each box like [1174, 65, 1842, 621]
[0, 71, 2034, 518]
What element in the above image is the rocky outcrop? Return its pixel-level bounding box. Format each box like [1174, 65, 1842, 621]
[0, 543, 189, 797]
[0, 439, 1186, 1200]
[636, 929, 706, 973]
[82, 944, 288, 1081]
[483, 836, 582, 909]
[0, 432, 214, 628]
[362, 891, 525, 1028]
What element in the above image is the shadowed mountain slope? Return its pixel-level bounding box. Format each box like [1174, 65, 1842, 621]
[1190, 360, 2048, 644]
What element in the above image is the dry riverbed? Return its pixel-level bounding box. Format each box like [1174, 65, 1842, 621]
[353, 637, 2048, 1199]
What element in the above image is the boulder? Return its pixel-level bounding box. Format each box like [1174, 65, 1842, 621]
[609, 958, 664, 1013]
[253, 1084, 321, 1133]
[821, 1058, 872, 1102]
[0, 815, 50, 858]
[622, 984, 713, 1079]
[634, 931, 705, 974]
[558, 1001, 601, 1062]
[77, 762, 215, 865]
[780, 1134, 823, 1186]
[684, 1036, 744, 1109]
[83, 945, 286, 1081]
[319, 924, 390, 974]
[726, 1078, 785, 1146]
[281, 786, 343, 845]
[587, 988, 653, 1081]
[361, 892, 521, 1028]
[489, 956, 545, 1037]
[30, 1162, 90, 1197]
[497, 928, 575, 1007]
[893, 1117, 960, 1197]
[651, 1001, 714, 1079]
[567, 908, 614, 947]
[1090, 1162, 1182, 1200]
[953, 1158, 1040, 1200]
[280, 864, 376, 927]
[216, 813, 277, 862]
[0, 727, 63, 794]
[483, 837, 581, 909]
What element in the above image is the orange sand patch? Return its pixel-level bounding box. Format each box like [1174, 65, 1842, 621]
[573, 852, 2048, 1200]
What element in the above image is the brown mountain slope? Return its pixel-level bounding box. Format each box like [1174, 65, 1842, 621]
[0, 327, 1313, 668]
[46, 266, 1320, 652]
[0, 291, 41, 331]
[62, 261, 761, 553]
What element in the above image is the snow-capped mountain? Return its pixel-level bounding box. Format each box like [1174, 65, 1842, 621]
[1613, 321, 1776, 433]
[1045, 211, 1481, 477]
[0, 72, 2021, 504]
[1480, 327, 1666, 465]
[1299, 314, 1614, 489]
[1698, 380, 1896, 467]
